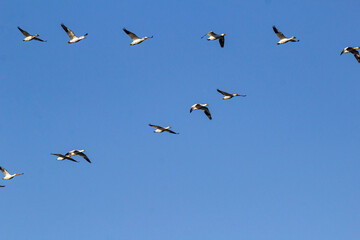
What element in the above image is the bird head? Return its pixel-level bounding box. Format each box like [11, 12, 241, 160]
[166, 126, 171, 129]
[222, 33, 226, 36]
[234, 94, 239, 96]
[80, 150, 85, 152]
[35, 34, 39, 37]
[340, 50, 345, 55]
[204, 104, 209, 106]
[145, 36, 149, 39]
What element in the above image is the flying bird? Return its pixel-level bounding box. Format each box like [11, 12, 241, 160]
[340, 47, 360, 63]
[0, 166, 24, 180]
[149, 124, 179, 134]
[217, 89, 247, 100]
[0, 185, 4, 187]
[272, 26, 299, 45]
[190, 104, 212, 120]
[51, 153, 78, 162]
[201, 31, 225, 48]
[61, 24, 88, 43]
[65, 150, 91, 163]
[17, 26, 46, 42]
[123, 28, 153, 45]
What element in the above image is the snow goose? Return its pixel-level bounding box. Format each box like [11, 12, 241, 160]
[0, 166, 24, 180]
[123, 28, 153, 45]
[51, 153, 79, 163]
[65, 150, 91, 163]
[18, 26, 46, 42]
[149, 124, 179, 134]
[340, 47, 360, 63]
[217, 89, 246, 100]
[190, 104, 212, 120]
[272, 26, 299, 45]
[201, 31, 225, 48]
[61, 24, 88, 44]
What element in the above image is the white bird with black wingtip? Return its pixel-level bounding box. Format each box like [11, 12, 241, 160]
[190, 104, 212, 120]
[340, 47, 360, 63]
[149, 124, 179, 134]
[123, 28, 153, 45]
[272, 25, 299, 45]
[201, 31, 226, 48]
[0, 166, 24, 180]
[61, 24, 88, 44]
[217, 89, 246, 100]
[18, 26, 46, 42]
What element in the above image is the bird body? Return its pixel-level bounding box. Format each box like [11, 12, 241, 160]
[51, 153, 78, 162]
[340, 47, 360, 63]
[65, 150, 91, 163]
[149, 124, 179, 134]
[123, 28, 152, 45]
[190, 104, 212, 120]
[61, 24, 87, 44]
[0, 166, 24, 180]
[217, 89, 247, 100]
[202, 31, 225, 48]
[272, 26, 299, 45]
[18, 27, 46, 42]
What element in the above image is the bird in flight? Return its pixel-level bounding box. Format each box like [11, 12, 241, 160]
[149, 124, 179, 134]
[0, 166, 24, 180]
[190, 104, 212, 120]
[217, 89, 247, 100]
[340, 47, 360, 63]
[61, 24, 88, 44]
[123, 28, 153, 45]
[272, 26, 299, 45]
[51, 153, 79, 163]
[201, 31, 226, 48]
[17, 26, 46, 42]
[65, 150, 91, 163]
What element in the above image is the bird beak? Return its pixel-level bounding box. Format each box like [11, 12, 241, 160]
[340, 51, 344, 55]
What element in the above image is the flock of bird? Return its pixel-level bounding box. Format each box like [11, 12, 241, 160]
[1, 23, 359, 187]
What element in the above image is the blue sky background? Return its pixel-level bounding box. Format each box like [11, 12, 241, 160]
[1, 0, 359, 239]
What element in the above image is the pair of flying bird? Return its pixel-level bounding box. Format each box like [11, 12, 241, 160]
[191, 89, 247, 120]
[51, 150, 91, 163]
[18, 24, 88, 43]
[200, 25, 299, 48]
[17, 24, 88, 43]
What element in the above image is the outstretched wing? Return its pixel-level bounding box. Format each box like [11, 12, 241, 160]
[149, 124, 160, 129]
[164, 129, 179, 134]
[273, 26, 286, 40]
[219, 36, 225, 48]
[203, 107, 212, 120]
[123, 28, 140, 40]
[18, 27, 31, 37]
[61, 24, 76, 39]
[33, 37, 46, 42]
[64, 155, 79, 162]
[0, 166, 10, 177]
[352, 51, 360, 63]
[217, 89, 231, 96]
[78, 152, 91, 163]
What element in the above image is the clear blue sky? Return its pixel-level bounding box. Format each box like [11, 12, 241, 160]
[1, 0, 359, 239]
